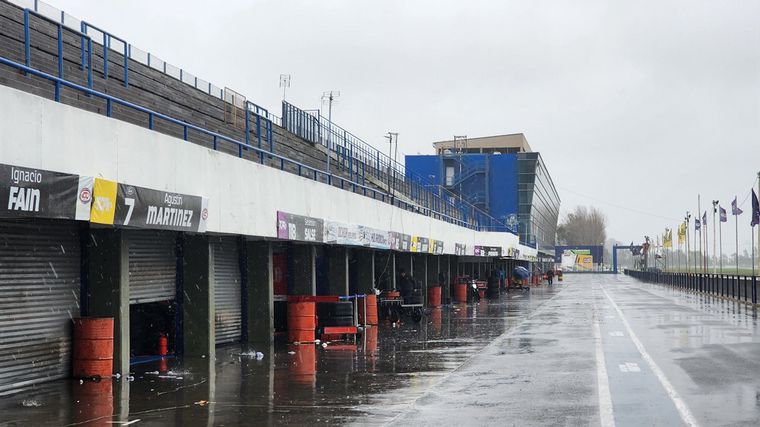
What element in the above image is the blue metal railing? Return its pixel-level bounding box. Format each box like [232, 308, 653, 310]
[80, 21, 128, 87]
[0, 56, 494, 230]
[23, 8, 93, 100]
[281, 101, 512, 232]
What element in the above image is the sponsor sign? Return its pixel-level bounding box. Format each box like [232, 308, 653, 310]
[454, 243, 467, 256]
[474, 245, 502, 257]
[91, 179, 208, 232]
[431, 239, 445, 255]
[411, 236, 430, 253]
[277, 211, 324, 242]
[361, 226, 390, 250]
[389, 232, 412, 252]
[0, 163, 92, 220]
[325, 221, 362, 246]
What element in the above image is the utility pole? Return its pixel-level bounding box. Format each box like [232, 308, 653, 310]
[321, 91, 340, 181]
[279, 74, 291, 100]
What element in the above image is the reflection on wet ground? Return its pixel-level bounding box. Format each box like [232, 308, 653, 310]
[0, 286, 561, 426]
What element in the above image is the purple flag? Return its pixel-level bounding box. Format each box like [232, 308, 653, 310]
[695, 218, 701, 231]
[752, 190, 760, 227]
[719, 206, 727, 223]
[732, 196, 743, 216]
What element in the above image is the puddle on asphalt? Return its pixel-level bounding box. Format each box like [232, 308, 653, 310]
[0, 287, 561, 426]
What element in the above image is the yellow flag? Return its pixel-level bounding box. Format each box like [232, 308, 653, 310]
[663, 228, 673, 248]
[677, 222, 686, 245]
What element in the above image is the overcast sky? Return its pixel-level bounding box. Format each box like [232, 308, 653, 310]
[51, 0, 760, 252]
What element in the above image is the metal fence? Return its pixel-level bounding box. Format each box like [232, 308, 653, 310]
[6, 0, 286, 124]
[624, 269, 758, 305]
[282, 101, 511, 232]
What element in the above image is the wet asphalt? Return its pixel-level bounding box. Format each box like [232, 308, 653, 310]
[3, 274, 760, 426]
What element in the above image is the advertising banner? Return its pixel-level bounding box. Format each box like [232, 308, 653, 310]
[361, 226, 391, 249]
[91, 178, 208, 232]
[389, 232, 412, 252]
[431, 240, 445, 255]
[0, 163, 92, 220]
[454, 243, 467, 256]
[411, 236, 430, 253]
[277, 211, 324, 242]
[474, 245, 502, 257]
[325, 221, 362, 245]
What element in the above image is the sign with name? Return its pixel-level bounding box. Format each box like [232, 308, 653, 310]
[91, 179, 208, 232]
[277, 211, 324, 242]
[361, 226, 391, 249]
[0, 163, 92, 220]
[325, 221, 362, 246]
[454, 243, 467, 256]
[389, 232, 412, 252]
[430, 239, 445, 255]
[411, 236, 430, 253]
[474, 245, 502, 257]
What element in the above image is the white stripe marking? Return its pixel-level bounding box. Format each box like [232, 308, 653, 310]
[602, 286, 699, 427]
[593, 300, 616, 427]
[609, 331, 624, 337]
[618, 362, 641, 373]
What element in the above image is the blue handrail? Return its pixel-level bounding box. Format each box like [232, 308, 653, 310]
[23, 9, 93, 100]
[80, 21, 129, 87]
[0, 56, 497, 231]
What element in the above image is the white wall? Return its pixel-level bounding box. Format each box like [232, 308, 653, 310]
[0, 85, 519, 255]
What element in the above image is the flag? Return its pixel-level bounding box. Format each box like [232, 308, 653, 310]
[719, 206, 727, 223]
[677, 222, 686, 245]
[732, 196, 743, 216]
[752, 190, 760, 227]
[702, 211, 707, 228]
[695, 218, 701, 231]
[663, 228, 672, 248]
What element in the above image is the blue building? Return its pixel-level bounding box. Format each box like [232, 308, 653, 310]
[405, 134, 561, 257]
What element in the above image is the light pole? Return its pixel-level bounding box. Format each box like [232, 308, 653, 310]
[279, 74, 291, 100]
[321, 91, 340, 181]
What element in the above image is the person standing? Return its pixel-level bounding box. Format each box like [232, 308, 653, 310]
[546, 268, 555, 285]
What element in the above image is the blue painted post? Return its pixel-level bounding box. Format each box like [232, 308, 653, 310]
[256, 113, 262, 149]
[103, 33, 108, 79]
[124, 43, 130, 88]
[106, 99, 112, 117]
[55, 24, 62, 101]
[147, 52, 151, 67]
[148, 113, 153, 129]
[268, 119, 273, 153]
[23, 10, 30, 68]
[244, 105, 250, 147]
[86, 39, 93, 88]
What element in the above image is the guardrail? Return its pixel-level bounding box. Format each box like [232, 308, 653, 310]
[281, 101, 512, 232]
[624, 269, 758, 305]
[0, 56, 495, 231]
[7, 0, 284, 124]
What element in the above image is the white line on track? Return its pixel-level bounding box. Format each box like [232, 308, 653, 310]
[593, 291, 616, 427]
[601, 286, 699, 427]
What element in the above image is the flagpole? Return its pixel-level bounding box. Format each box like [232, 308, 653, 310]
[719, 209, 723, 274]
[712, 200, 717, 275]
[685, 213, 690, 273]
[698, 195, 702, 272]
[735, 199, 740, 275]
[757, 171, 760, 277]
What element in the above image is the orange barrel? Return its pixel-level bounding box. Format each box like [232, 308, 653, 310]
[364, 326, 378, 357]
[288, 344, 317, 387]
[427, 286, 442, 307]
[72, 379, 113, 423]
[158, 334, 168, 356]
[359, 294, 379, 325]
[288, 301, 316, 343]
[430, 307, 442, 334]
[72, 318, 114, 378]
[454, 283, 468, 303]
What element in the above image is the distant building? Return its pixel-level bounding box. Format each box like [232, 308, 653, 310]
[405, 133, 560, 256]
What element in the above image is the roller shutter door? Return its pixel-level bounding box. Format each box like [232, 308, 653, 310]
[128, 230, 177, 305]
[0, 220, 80, 395]
[213, 237, 242, 345]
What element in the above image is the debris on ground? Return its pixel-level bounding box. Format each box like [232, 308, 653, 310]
[194, 400, 208, 407]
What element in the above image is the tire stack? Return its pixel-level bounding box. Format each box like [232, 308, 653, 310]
[317, 301, 354, 327]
